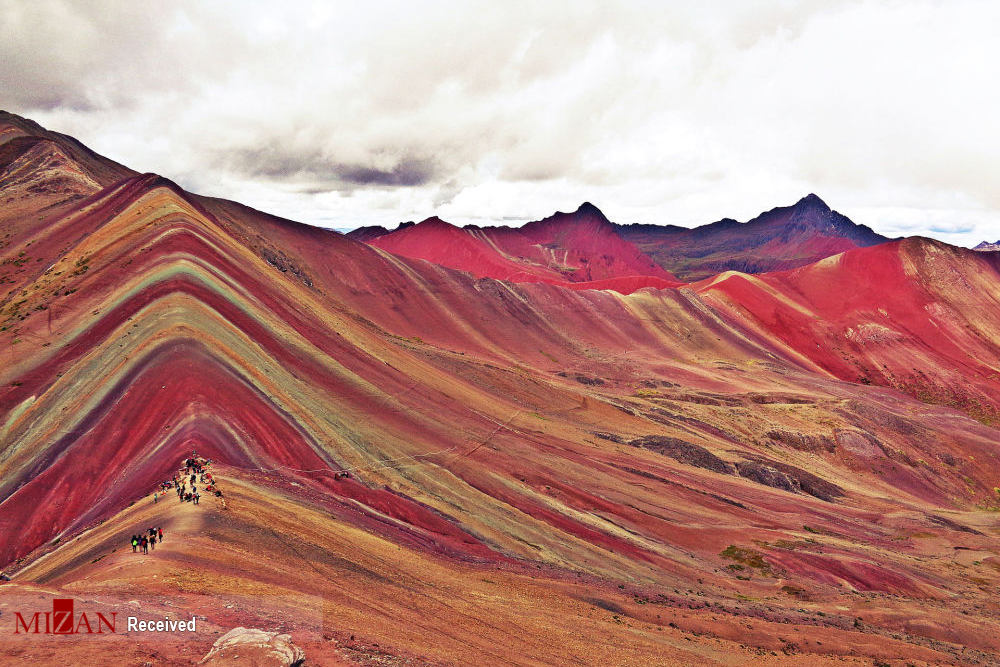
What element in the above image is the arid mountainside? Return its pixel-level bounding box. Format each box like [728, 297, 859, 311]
[2, 112, 1000, 666]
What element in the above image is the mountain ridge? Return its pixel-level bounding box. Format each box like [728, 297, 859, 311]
[353, 193, 893, 287]
[364, 203, 678, 291]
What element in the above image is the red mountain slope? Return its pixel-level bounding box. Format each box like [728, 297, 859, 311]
[696, 238, 1000, 422]
[363, 203, 678, 292]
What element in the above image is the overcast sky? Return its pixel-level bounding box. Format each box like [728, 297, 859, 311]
[3, 1, 999, 246]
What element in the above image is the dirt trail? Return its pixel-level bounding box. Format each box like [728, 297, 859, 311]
[14, 458, 219, 585]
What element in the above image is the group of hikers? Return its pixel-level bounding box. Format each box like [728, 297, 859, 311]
[130, 526, 163, 554]
[130, 451, 224, 555]
[150, 454, 224, 506]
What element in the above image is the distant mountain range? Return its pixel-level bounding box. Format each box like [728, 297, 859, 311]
[974, 239, 1000, 251]
[350, 193, 893, 286]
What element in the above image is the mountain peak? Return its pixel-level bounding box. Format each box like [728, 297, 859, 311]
[794, 193, 830, 211]
[572, 202, 614, 225]
[575, 201, 605, 217]
[415, 216, 454, 229]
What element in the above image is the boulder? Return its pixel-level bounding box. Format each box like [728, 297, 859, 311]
[200, 627, 305, 667]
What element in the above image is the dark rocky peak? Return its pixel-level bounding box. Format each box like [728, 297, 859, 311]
[793, 193, 831, 212]
[575, 201, 608, 219]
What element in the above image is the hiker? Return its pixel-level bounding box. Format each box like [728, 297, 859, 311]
[149, 534, 155, 550]
[140, 536, 148, 554]
[194, 492, 200, 505]
[153, 492, 158, 503]
[131, 535, 138, 552]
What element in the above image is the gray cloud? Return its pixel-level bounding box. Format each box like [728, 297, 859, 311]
[338, 158, 438, 187]
[222, 142, 440, 190]
[2, 0, 999, 246]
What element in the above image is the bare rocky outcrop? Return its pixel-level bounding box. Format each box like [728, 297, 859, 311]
[737, 456, 844, 502]
[200, 627, 305, 667]
[834, 429, 881, 458]
[767, 429, 836, 453]
[628, 435, 735, 474]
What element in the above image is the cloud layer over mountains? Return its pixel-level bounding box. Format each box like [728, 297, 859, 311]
[2, 0, 998, 245]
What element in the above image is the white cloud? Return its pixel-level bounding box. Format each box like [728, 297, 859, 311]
[2, 0, 999, 246]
